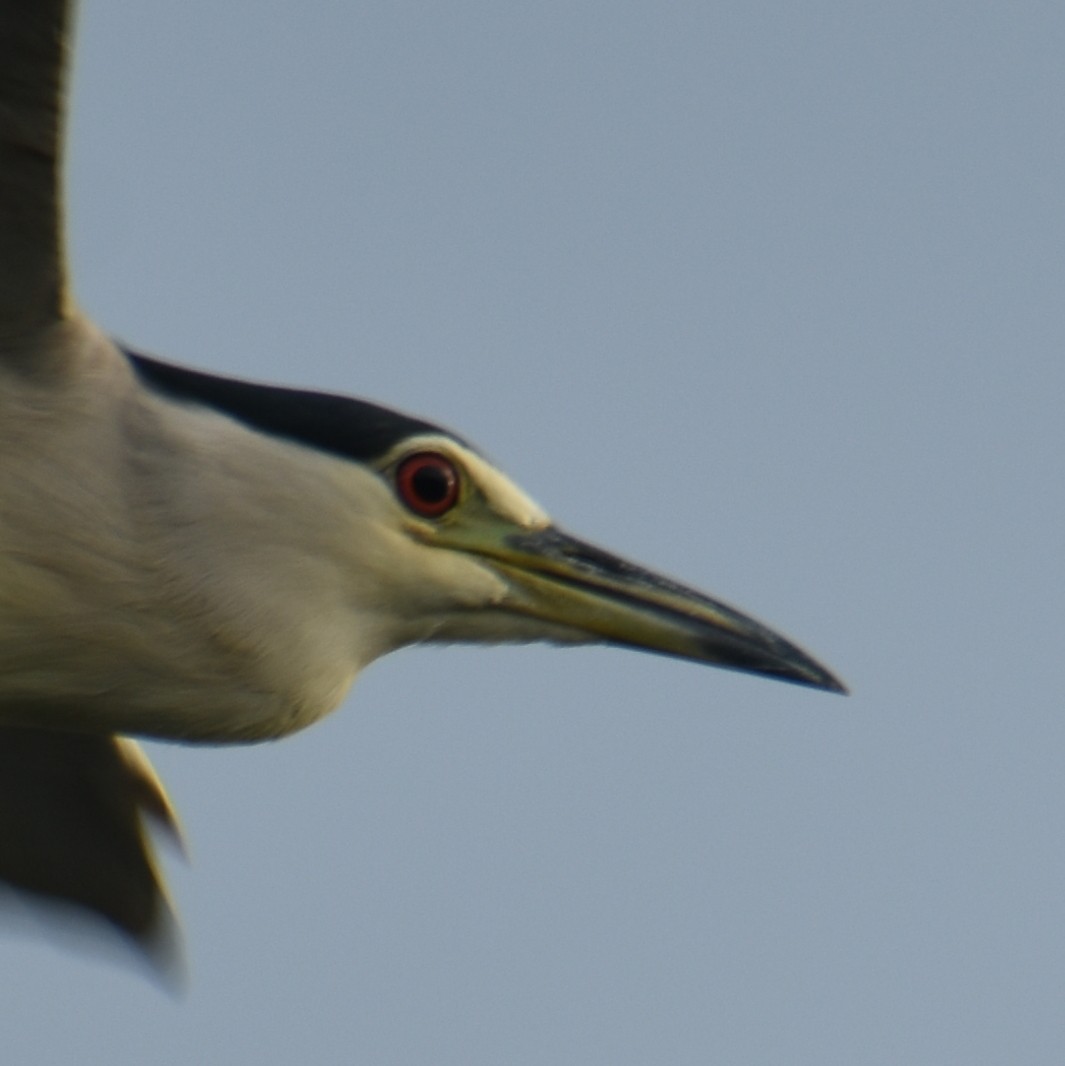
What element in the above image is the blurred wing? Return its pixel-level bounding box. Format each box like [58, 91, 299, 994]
[0, 728, 183, 961]
[0, 2, 181, 970]
[0, 0, 74, 340]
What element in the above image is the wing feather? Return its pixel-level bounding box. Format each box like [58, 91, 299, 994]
[0, 726, 183, 965]
[0, 0, 73, 340]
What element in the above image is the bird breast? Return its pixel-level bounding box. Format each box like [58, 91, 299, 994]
[0, 322, 374, 741]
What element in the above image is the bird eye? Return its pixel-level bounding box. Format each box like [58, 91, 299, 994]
[395, 451, 461, 518]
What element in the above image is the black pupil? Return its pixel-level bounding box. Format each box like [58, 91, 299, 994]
[411, 463, 451, 503]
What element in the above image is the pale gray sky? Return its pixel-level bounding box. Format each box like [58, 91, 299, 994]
[7, 2, 1065, 1063]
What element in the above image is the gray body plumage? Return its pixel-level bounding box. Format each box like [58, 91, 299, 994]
[2, 321, 373, 740]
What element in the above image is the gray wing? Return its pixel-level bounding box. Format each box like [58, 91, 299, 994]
[0, 2, 184, 965]
[0, 0, 73, 340]
[0, 728, 183, 963]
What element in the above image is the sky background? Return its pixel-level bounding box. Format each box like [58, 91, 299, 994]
[6, 1, 1065, 1063]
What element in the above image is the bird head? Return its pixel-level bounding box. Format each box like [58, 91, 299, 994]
[354, 432, 845, 693]
[127, 353, 844, 696]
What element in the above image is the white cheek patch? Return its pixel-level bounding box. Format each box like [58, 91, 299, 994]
[454, 447, 551, 528]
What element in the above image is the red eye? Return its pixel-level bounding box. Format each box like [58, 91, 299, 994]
[395, 451, 461, 518]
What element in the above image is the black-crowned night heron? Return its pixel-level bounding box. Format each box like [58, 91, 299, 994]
[0, 0, 844, 967]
